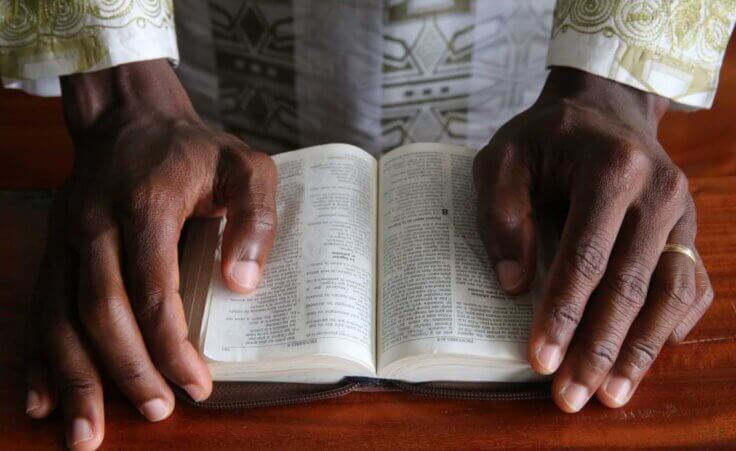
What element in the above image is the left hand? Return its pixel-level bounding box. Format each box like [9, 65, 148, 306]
[24, 60, 278, 450]
[473, 67, 714, 412]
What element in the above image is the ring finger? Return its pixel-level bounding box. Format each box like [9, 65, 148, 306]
[551, 203, 685, 412]
[596, 212, 697, 407]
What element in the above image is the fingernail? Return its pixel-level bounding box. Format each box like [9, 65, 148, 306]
[603, 377, 631, 406]
[184, 384, 206, 402]
[230, 261, 261, 291]
[496, 260, 524, 291]
[560, 383, 589, 412]
[535, 344, 561, 374]
[139, 398, 171, 422]
[68, 418, 93, 446]
[25, 390, 41, 415]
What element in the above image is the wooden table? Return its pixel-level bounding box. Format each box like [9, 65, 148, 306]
[2, 46, 736, 450]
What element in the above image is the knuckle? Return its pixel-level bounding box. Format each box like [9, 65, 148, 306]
[113, 360, 149, 386]
[232, 145, 276, 176]
[251, 150, 277, 174]
[480, 208, 523, 233]
[158, 340, 189, 370]
[642, 167, 690, 218]
[169, 126, 207, 155]
[492, 143, 518, 170]
[220, 146, 278, 206]
[605, 265, 650, 308]
[616, 144, 649, 177]
[124, 184, 154, 213]
[618, 142, 648, 166]
[661, 279, 696, 316]
[474, 141, 516, 182]
[567, 236, 611, 284]
[74, 204, 110, 241]
[133, 289, 168, 324]
[121, 184, 179, 220]
[655, 165, 689, 205]
[557, 102, 576, 126]
[243, 205, 278, 233]
[603, 143, 651, 193]
[59, 372, 98, 399]
[550, 302, 583, 329]
[624, 339, 659, 371]
[79, 295, 129, 333]
[583, 338, 620, 372]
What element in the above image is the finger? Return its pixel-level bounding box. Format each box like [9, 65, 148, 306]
[552, 191, 687, 413]
[26, 288, 56, 418]
[25, 352, 55, 419]
[669, 248, 713, 343]
[26, 236, 61, 419]
[76, 220, 175, 421]
[528, 181, 634, 375]
[40, 226, 104, 451]
[47, 318, 106, 451]
[474, 142, 537, 294]
[122, 207, 212, 402]
[217, 144, 278, 293]
[597, 213, 696, 408]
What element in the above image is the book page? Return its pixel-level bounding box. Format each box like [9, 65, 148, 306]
[201, 144, 377, 374]
[377, 143, 541, 373]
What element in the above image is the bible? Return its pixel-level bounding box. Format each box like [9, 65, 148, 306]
[181, 143, 549, 388]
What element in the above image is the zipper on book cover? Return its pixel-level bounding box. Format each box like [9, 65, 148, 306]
[172, 379, 550, 409]
[389, 381, 551, 401]
[172, 381, 363, 410]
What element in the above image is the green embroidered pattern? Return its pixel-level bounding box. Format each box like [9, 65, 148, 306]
[0, 0, 174, 79]
[551, 0, 736, 106]
[553, 0, 736, 64]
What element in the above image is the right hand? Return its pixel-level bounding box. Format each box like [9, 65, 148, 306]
[473, 68, 713, 413]
[25, 59, 278, 450]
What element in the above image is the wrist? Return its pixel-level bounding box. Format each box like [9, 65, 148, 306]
[538, 67, 670, 130]
[60, 59, 197, 138]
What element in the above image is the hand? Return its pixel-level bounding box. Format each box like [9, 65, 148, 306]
[474, 67, 713, 413]
[25, 59, 278, 449]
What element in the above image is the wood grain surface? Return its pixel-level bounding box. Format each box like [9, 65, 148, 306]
[1, 39, 735, 451]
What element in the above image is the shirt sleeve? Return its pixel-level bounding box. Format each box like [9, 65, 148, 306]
[547, 0, 736, 109]
[0, 0, 178, 96]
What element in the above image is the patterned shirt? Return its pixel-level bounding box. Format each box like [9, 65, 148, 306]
[1, 0, 735, 155]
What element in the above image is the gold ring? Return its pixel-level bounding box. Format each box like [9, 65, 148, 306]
[662, 243, 697, 264]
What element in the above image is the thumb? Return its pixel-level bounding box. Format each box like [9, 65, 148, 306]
[218, 145, 278, 294]
[473, 142, 537, 295]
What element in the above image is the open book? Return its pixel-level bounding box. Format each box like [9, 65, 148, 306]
[181, 143, 547, 385]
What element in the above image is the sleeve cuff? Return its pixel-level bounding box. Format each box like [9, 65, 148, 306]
[1, 1, 178, 97]
[2, 37, 178, 97]
[547, 1, 736, 110]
